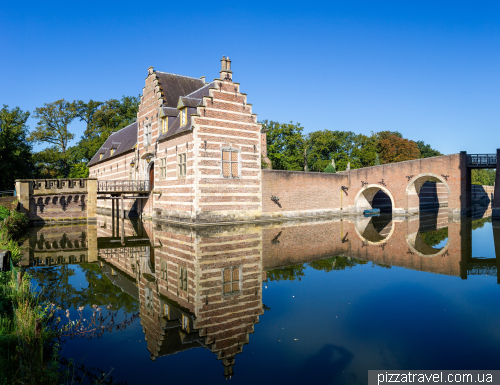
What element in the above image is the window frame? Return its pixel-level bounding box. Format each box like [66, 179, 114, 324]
[178, 152, 187, 178]
[143, 122, 152, 146]
[160, 157, 167, 179]
[180, 108, 187, 126]
[222, 266, 241, 297]
[221, 148, 240, 179]
[162, 118, 168, 134]
[178, 266, 188, 291]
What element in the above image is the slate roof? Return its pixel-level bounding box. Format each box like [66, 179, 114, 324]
[160, 107, 179, 117]
[87, 122, 137, 167]
[158, 107, 197, 141]
[157, 81, 215, 141]
[177, 97, 202, 108]
[156, 72, 205, 108]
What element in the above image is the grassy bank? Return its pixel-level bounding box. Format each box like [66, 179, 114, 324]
[0, 203, 60, 383]
[0, 206, 127, 384]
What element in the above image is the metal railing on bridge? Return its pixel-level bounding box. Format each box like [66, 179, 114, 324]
[466, 154, 497, 168]
[97, 180, 151, 193]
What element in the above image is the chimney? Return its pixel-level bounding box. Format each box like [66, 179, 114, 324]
[220, 56, 232, 81]
[200, 76, 206, 84]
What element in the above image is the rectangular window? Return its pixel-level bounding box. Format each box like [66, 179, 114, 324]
[161, 260, 168, 279]
[180, 109, 187, 126]
[222, 150, 239, 178]
[99, 153, 103, 160]
[162, 118, 167, 134]
[222, 266, 241, 296]
[163, 303, 170, 319]
[178, 153, 187, 177]
[144, 123, 152, 146]
[110, 149, 114, 156]
[179, 266, 188, 291]
[160, 158, 167, 179]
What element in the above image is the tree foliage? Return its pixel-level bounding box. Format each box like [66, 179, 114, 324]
[305, 130, 377, 171]
[262, 120, 305, 171]
[0, 105, 34, 190]
[471, 169, 496, 186]
[29, 99, 75, 178]
[377, 131, 421, 164]
[416, 140, 442, 158]
[72, 96, 140, 163]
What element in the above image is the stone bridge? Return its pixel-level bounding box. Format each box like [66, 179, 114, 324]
[15, 151, 500, 224]
[261, 150, 500, 219]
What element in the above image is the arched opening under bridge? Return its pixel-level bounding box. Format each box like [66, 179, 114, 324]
[406, 173, 450, 214]
[354, 185, 394, 214]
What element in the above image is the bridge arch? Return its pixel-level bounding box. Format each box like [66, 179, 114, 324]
[354, 215, 395, 245]
[406, 230, 449, 257]
[406, 173, 451, 213]
[354, 184, 395, 213]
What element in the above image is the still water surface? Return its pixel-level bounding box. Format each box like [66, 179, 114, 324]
[23, 207, 500, 384]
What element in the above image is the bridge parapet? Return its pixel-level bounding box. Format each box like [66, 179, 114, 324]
[466, 154, 497, 168]
[16, 178, 97, 223]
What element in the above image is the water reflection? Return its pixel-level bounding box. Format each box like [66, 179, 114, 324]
[23, 207, 500, 381]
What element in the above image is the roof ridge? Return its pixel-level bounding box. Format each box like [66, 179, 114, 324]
[156, 71, 204, 81]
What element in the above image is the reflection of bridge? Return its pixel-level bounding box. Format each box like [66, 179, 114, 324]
[21, 211, 500, 377]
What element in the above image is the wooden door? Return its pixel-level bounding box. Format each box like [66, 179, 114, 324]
[149, 163, 154, 190]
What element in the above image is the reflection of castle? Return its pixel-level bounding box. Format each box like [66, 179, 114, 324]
[22, 209, 500, 376]
[96, 217, 265, 378]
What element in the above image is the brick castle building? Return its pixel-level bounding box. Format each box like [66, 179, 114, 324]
[88, 57, 271, 223]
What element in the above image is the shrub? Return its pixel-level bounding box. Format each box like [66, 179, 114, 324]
[324, 164, 336, 173]
[2, 208, 28, 241]
[0, 206, 9, 221]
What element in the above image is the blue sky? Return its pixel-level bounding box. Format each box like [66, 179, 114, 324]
[1, 1, 500, 155]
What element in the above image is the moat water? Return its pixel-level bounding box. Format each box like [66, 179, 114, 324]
[22, 205, 500, 384]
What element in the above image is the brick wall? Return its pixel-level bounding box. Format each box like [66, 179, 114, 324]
[16, 179, 97, 223]
[192, 80, 263, 223]
[261, 170, 348, 218]
[472, 184, 494, 202]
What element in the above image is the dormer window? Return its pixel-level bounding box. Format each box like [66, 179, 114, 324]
[180, 109, 187, 126]
[162, 118, 167, 134]
[110, 149, 114, 156]
[99, 154, 103, 160]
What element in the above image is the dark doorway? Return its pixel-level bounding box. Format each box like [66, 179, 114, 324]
[149, 163, 154, 190]
[371, 190, 392, 213]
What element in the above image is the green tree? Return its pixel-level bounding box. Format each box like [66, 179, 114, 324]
[0, 105, 34, 190]
[471, 169, 496, 186]
[416, 140, 442, 158]
[73, 96, 140, 163]
[324, 163, 336, 173]
[30, 99, 75, 177]
[262, 120, 305, 171]
[305, 130, 377, 172]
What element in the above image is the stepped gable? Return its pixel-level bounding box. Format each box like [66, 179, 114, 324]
[157, 81, 214, 141]
[156, 72, 205, 108]
[87, 121, 137, 166]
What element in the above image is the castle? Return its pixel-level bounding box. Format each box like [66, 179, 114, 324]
[88, 57, 272, 223]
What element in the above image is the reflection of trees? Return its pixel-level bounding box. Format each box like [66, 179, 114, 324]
[29, 263, 139, 313]
[420, 228, 448, 248]
[267, 257, 369, 280]
[471, 216, 492, 231]
[267, 265, 305, 281]
[310, 256, 368, 272]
